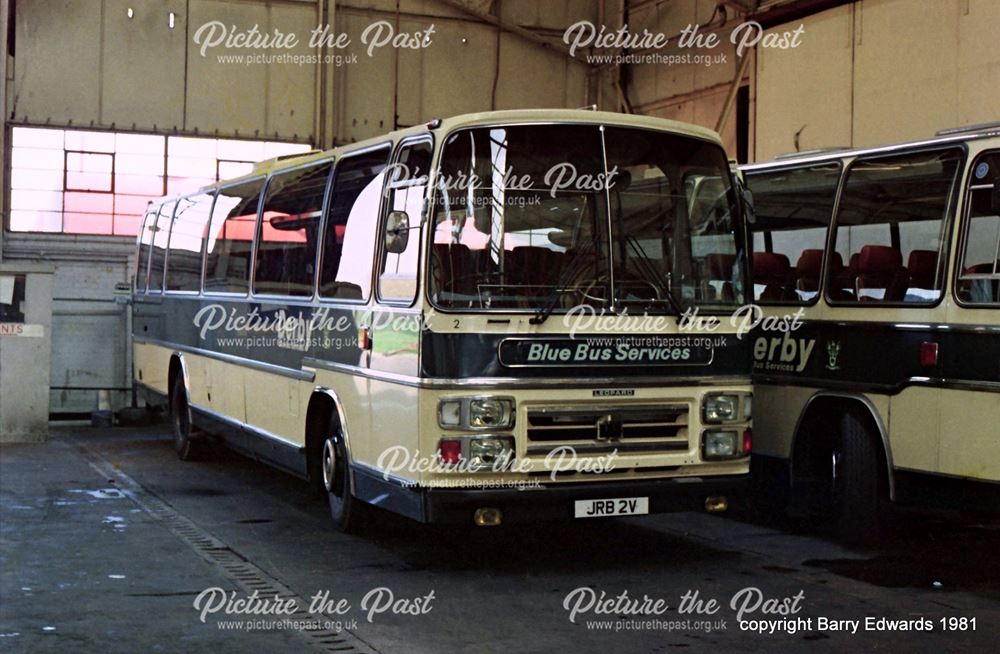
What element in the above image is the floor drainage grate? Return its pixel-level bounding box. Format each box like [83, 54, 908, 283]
[73, 440, 379, 654]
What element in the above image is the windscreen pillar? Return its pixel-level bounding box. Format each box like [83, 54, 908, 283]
[0, 263, 55, 443]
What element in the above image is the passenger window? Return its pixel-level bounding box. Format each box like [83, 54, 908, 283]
[686, 174, 738, 304]
[957, 151, 1000, 305]
[166, 192, 215, 292]
[828, 149, 961, 304]
[746, 163, 840, 304]
[204, 179, 263, 294]
[148, 200, 176, 293]
[319, 147, 390, 300]
[135, 208, 157, 292]
[254, 162, 332, 297]
[378, 140, 431, 303]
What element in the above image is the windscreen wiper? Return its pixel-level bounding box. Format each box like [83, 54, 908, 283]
[529, 240, 598, 325]
[622, 235, 685, 320]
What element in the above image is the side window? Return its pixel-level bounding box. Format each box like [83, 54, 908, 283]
[204, 179, 263, 294]
[828, 148, 962, 304]
[957, 151, 1000, 305]
[166, 192, 215, 292]
[135, 208, 157, 292]
[147, 200, 176, 293]
[254, 162, 332, 297]
[746, 163, 840, 304]
[320, 147, 391, 300]
[378, 140, 432, 303]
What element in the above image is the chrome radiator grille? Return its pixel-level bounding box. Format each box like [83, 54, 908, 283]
[525, 403, 690, 455]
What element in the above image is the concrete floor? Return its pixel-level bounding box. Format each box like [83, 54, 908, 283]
[1, 426, 997, 653]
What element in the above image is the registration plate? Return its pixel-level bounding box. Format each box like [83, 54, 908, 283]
[574, 497, 649, 518]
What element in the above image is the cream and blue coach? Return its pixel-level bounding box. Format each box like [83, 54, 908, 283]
[133, 109, 755, 531]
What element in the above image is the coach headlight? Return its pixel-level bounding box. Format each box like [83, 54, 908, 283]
[469, 398, 515, 429]
[438, 397, 515, 430]
[703, 394, 739, 423]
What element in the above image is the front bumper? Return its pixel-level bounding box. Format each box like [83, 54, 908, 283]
[352, 465, 747, 525]
[425, 475, 747, 524]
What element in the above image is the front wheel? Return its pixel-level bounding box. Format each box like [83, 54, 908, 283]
[170, 375, 203, 461]
[322, 423, 364, 534]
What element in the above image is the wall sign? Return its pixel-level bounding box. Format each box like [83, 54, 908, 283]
[0, 275, 42, 336]
[0, 323, 45, 337]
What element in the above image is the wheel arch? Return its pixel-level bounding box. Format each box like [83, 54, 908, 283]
[790, 391, 896, 501]
[305, 387, 354, 489]
[167, 352, 190, 404]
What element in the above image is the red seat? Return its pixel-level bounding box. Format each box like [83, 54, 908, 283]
[846, 251, 860, 282]
[855, 245, 908, 301]
[827, 252, 859, 300]
[907, 249, 938, 290]
[794, 249, 825, 292]
[704, 253, 736, 301]
[705, 253, 736, 279]
[965, 261, 999, 275]
[753, 252, 791, 301]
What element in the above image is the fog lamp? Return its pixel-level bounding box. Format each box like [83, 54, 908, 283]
[468, 436, 514, 470]
[702, 430, 739, 460]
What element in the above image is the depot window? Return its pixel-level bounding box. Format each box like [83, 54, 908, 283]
[7, 126, 310, 237]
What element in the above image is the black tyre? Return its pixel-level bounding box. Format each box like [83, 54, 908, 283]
[306, 439, 328, 499]
[832, 409, 882, 543]
[747, 455, 791, 527]
[787, 417, 836, 529]
[322, 419, 364, 533]
[170, 375, 202, 461]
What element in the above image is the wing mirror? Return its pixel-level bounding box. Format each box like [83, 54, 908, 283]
[384, 210, 410, 254]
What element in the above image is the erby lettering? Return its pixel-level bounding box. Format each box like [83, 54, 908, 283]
[752, 332, 815, 373]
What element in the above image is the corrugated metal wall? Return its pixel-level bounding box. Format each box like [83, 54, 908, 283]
[753, 0, 1000, 160]
[10, 0, 602, 145]
[625, 0, 750, 156]
[624, 0, 1000, 162]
